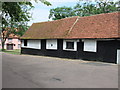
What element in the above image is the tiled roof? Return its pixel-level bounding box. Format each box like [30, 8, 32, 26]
[21, 16, 79, 39]
[67, 12, 120, 39]
[1, 28, 20, 39]
[8, 34, 20, 38]
[1, 31, 20, 39]
[21, 12, 120, 39]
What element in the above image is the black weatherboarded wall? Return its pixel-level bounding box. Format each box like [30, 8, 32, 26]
[78, 40, 120, 63]
[21, 39, 120, 63]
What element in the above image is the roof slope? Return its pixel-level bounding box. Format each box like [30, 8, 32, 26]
[67, 12, 119, 39]
[1, 28, 20, 39]
[21, 16, 79, 39]
[21, 12, 120, 39]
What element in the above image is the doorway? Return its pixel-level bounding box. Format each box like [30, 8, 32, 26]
[7, 44, 13, 50]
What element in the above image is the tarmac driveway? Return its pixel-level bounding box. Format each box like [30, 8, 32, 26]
[2, 53, 118, 88]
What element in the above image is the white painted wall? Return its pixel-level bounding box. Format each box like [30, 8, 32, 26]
[83, 40, 97, 52]
[21, 40, 24, 47]
[0, 38, 21, 50]
[22, 40, 41, 49]
[117, 49, 120, 64]
[46, 39, 57, 50]
[63, 40, 77, 51]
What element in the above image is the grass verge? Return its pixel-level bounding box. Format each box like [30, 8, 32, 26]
[3, 49, 21, 55]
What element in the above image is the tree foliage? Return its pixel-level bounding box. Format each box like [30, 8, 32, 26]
[74, 1, 119, 16]
[39, 0, 51, 6]
[1, 2, 33, 50]
[49, 1, 119, 20]
[49, 6, 76, 20]
[1, 1, 51, 50]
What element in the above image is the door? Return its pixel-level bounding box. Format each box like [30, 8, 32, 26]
[117, 49, 120, 64]
[7, 44, 13, 50]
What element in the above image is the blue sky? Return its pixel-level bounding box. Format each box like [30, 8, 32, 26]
[28, 0, 79, 26]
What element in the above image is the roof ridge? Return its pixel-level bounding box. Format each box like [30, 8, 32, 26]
[33, 12, 119, 25]
[33, 16, 79, 24]
[67, 16, 80, 35]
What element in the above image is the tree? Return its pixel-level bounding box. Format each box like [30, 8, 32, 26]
[1, 2, 33, 51]
[74, 2, 97, 16]
[74, 1, 119, 16]
[38, 0, 51, 6]
[1, 1, 51, 51]
[96, 1, 119, 13]
[49, 6, 76, 20]
[49, 0, 119, 20]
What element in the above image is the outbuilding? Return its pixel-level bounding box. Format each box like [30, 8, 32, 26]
[21, 12, 120, 64]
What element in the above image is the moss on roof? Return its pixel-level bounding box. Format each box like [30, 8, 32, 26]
[21, 12, 120, 39]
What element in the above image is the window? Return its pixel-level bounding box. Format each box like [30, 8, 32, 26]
[24, 40, 27, 46]
[83, 40, 97, 52]
[27, 40, 41, 49]
[46, 40, 57, 50]
[66, 42, 74, 49]
[21, 40, 41, 49]
[63, 40, 77, 51]
[8, 38, 12, 42]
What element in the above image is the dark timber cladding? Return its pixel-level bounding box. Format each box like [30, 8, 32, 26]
[21, 39, 120, 63]
[21, 12, 120, 64]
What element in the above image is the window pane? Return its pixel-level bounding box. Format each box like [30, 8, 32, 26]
[24, 40, 27, 46]
[66, 42, 74, 49]
[84, 40, 97, 52]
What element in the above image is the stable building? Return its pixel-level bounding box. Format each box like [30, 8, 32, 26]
[21, 12, 120, 64]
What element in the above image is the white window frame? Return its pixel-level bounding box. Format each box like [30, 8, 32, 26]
[46, 39, 57, 50]
[27, 40, 41, 49]
[21, 40, 25, 47]
[21, 40, 41, 49]
[63, 40, 77, 51]
[83, 39, 97, 52]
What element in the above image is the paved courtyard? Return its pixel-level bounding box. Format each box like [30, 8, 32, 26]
[2, 53, 118, 88]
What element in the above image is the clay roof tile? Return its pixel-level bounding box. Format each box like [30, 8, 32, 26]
[21, 12, 120, 39]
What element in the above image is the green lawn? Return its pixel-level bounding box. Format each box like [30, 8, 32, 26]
[3, 49, 21, 55]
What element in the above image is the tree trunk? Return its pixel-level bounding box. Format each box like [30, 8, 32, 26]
[2, 39, 6, 51]
[2, 41, 5, 51]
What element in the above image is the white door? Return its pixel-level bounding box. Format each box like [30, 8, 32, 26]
[117, 49, 120, 64]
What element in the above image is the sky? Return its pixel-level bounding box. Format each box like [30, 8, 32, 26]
[28, 0, 79, 26]
[28, 0, 118, 26]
